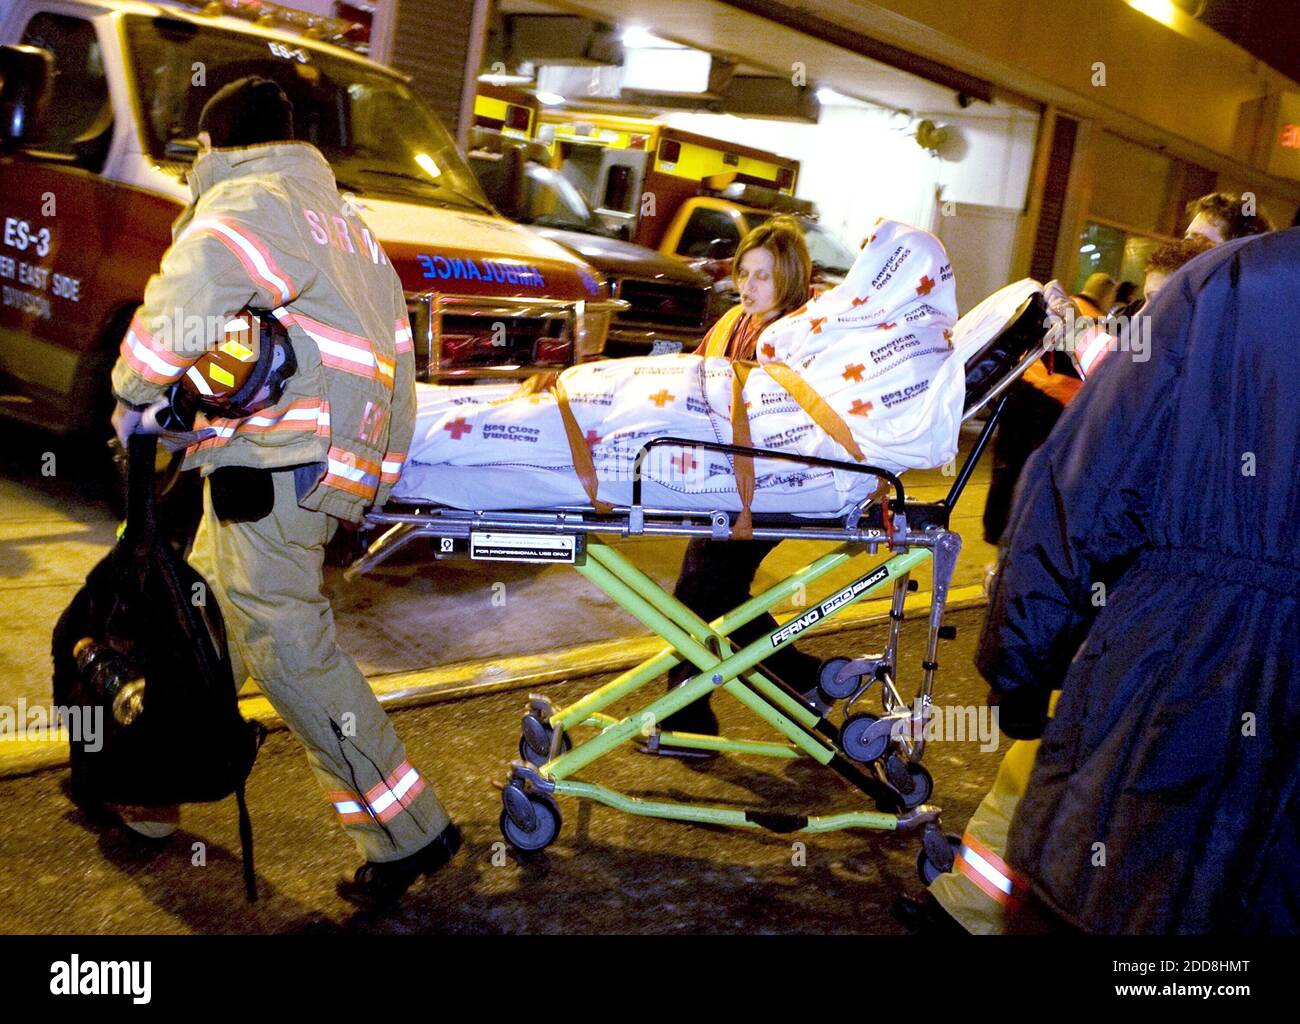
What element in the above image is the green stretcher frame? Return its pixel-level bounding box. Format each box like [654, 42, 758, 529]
[516, 536, 937, 836]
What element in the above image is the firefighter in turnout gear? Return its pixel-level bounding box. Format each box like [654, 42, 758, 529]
[109, 77, 460, 908]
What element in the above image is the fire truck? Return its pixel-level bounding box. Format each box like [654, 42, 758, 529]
[0, 0, 623, 439]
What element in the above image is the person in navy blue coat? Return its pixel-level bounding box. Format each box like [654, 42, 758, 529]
[977, 228, 1300, 934]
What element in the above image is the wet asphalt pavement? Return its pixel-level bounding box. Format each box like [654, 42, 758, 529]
[0, 607, 1003, 935]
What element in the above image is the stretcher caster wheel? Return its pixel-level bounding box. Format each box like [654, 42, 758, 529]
[519, 712, 570, 767]
[500, 787, 561, 852]
[816, 657, 860, 702]
[518, 732, 571, 768]
[521, 712, 551, 751]
[885, 752, 933, 809]
[840, 712, 892, 763]
[917, 832, 961, 886]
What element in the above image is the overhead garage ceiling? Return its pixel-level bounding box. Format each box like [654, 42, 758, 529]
[495, 0, 1022, 119]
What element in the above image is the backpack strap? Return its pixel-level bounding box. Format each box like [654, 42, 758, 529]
[123, 433, 160, 557]
[236, 781, 257, 902]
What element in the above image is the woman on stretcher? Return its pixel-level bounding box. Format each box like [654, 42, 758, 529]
[661, 217, 831, 739]
[398, 215, 970, 740]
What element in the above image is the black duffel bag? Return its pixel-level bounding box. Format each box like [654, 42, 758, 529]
[52, 433, 265, 900]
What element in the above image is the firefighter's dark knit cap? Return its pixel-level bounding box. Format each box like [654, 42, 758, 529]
[198, 76, 294, 149]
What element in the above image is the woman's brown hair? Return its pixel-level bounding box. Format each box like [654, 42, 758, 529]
[732, 215, 812, 317]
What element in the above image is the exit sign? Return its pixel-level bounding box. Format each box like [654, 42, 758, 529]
[1282, 124, 1300, 149]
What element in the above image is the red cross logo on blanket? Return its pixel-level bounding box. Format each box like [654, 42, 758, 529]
[849, 400, 874, 416]
[760, 342, 776, 359]
[649, 390, 675, 407]
[877, 322, 897, 331]
[672, 451, 697, 475]
[810, 317, 827, 334]
[916, 275, 936, 296]
[584, 430, 602, 449]
[842, 363, 865, 382]
[444, 417, 472, 440]
[851, 296, 870, 307]
[944, 328, 953, 348]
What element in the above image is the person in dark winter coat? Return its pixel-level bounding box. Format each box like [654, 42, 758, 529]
[976, 228, 1300, 934]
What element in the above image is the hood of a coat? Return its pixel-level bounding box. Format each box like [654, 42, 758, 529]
[188, 142, 334, 201]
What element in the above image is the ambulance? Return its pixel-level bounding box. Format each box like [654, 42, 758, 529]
[0, 0, 623, 437]
[540, 111, 854, 313]
[467, 131, 712, 357]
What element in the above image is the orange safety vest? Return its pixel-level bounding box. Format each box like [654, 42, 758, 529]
[697, 304, 760, 359]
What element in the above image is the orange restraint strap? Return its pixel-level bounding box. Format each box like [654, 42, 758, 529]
[730, 362, 756, 539]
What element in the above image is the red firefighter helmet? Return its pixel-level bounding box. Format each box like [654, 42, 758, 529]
[160, 308, 297, 429]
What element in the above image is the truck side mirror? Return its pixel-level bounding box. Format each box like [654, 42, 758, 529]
[0, 45, 54, 148]
[467, 148, 524, 220]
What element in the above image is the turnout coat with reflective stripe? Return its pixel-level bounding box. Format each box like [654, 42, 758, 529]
[111, 142, 414, 523]
[977, 229, 1300, 934]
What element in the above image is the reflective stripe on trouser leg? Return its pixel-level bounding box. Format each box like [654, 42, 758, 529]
[955, 831, 1029, 908]
[928, 737, 1039, 934]
[188, 470, 451, 862]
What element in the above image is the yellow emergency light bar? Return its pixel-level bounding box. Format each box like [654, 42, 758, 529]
[166, 0, 370, 52]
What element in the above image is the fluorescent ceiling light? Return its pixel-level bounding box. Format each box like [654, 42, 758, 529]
[622, 26, 684, 49]
[478, 72, 532, 85]
[810, 86, 887, 111]
[623, 47, 711, 93]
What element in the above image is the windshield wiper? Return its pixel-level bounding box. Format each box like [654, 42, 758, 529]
[353, 167, 496, 214]
[532, 215, 593, 232]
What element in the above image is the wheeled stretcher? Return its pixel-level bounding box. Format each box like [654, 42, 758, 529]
[347, 288, 1049, 877]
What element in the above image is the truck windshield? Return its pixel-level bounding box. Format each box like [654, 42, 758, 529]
[800, 220, 855, 275]
[741, 213, 855, 275]
[123, 15, 490, 210]
[523, 164, 603, 232]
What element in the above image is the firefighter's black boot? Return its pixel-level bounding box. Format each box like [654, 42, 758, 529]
[892, 891, 968, 935]
[337, 821, 463, 910]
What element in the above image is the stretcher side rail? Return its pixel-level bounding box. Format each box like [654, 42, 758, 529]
[346, 504, 957, 580]
[629, 435, 907, 537]
[362, 506, 912, 542]
[630, 436, 908, 508]
[354, 439, 925, 579]
[361, 506, 947, 544]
